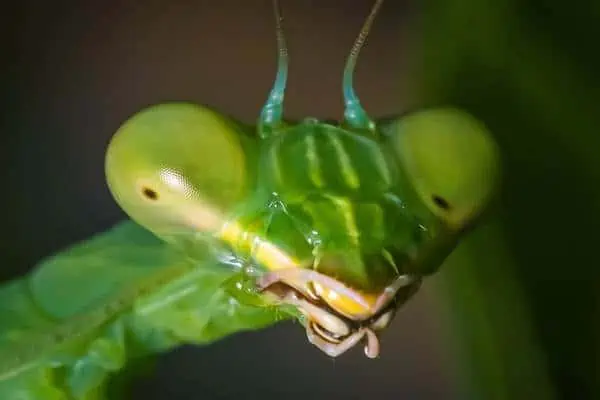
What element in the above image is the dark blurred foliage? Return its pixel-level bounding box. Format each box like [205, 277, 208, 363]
[420, 0, 600, 399]
[0, 0, 597, 399]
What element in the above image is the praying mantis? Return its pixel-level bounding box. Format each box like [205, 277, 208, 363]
[0, 0, 500, 398]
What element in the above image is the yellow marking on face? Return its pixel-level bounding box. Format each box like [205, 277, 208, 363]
[218, 219, 379, 320]
[218, 220, 244, 246]
[269, 145, 284, 186]
[325, 131, 360, 189]
[305, 132, 325, 187]
[217, 221, 299, 271]
[178, 198, 226, 233]
[252, 238, 299, 270]
[369, 144, 392, 185]
[326, 195, 360, 246]
[313, 282, 379, 319]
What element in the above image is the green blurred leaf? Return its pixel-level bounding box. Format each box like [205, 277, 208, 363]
[421, 0, 599, 398]
[0, 221, 290, 398]
[28, 221, 181, 319]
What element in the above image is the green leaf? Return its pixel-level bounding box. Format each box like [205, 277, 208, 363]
[28, 221, 179, 319]
[0, 220, 291, 398]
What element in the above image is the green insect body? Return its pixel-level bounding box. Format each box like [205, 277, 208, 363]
[0, 0, 500, 398]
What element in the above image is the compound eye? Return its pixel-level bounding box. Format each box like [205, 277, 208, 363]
[105, 103, 249, 238]
[384, 108, 500, 228]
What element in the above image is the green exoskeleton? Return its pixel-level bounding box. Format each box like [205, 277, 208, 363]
[0, 0, 500, 398]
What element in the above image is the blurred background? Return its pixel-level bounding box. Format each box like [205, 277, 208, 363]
[1, 0, 598, 399]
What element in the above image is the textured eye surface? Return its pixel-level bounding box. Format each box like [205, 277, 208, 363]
[385, 108, 500, 229]
[105, 103, 251, 238]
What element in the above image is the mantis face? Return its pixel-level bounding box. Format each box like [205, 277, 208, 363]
[105, 0, 500, 359]
[254, 109, 499, 358]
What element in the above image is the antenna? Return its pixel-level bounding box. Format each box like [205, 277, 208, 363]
[258, 0, 288, 139]
[342, 0, 385, 132]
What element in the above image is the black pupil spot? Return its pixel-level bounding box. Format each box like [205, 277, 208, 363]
[142, 187, 159, 200]
[432, 195, 451, 210]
